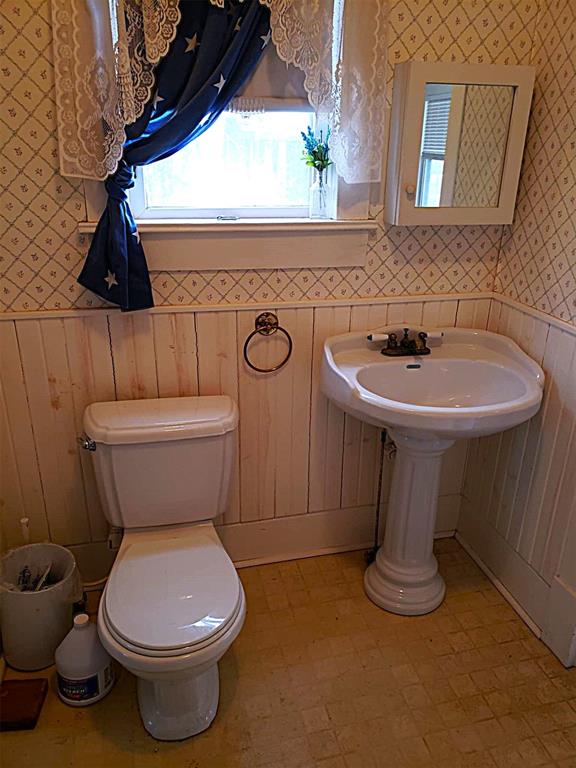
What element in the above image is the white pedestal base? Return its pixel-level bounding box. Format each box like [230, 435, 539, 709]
[365, 431, 454, 616]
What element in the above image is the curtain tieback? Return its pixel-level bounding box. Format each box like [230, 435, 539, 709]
[105, 160, 136, 202]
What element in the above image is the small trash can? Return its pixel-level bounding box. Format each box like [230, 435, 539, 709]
[0, 543, 83, 671]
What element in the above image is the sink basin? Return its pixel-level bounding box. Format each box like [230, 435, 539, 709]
[357, 359, 527, 407]
[321, 327, 545, 617]
[322, 328, 544, 439]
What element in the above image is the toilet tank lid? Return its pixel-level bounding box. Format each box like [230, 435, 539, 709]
[84, 396, 238, 445]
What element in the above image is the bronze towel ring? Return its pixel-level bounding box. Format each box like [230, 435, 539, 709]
[243, 312, 293, 373]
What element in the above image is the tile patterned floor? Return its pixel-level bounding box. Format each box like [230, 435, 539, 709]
[2, 539, 576, 768]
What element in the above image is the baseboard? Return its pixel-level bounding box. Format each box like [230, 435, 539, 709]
[217, 497, 458, 568]
[457, 499, 550, 631]
[217, 505, 375, 567]
[455, 532, 542, 638]
[67, 495, 460, 579]
[457, 529, 576, 667]
[436, 493, 462, 533]
[542, 576, 576, 667]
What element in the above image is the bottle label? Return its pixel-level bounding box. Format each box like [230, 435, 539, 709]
[57, 663, 114, 703]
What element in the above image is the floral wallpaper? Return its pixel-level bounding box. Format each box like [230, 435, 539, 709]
[0, 0, 544, 313]
[497, 0, 576, 324]
[452, 85, 514, 209]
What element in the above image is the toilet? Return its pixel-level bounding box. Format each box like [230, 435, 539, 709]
[83, 395, 245, 741]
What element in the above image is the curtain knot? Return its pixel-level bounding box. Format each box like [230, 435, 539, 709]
[105, 160, 135, 202]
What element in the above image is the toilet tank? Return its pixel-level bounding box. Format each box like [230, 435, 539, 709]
[83, 396, 238, 529]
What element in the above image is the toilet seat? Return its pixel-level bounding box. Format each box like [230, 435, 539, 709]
[101, 592, 244, 659]
[102, 523, 242, 657]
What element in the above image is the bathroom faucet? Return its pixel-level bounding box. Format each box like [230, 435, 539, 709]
[381, 328, 431, 357]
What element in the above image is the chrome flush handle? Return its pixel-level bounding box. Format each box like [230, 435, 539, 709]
[78, 434, 97, 452]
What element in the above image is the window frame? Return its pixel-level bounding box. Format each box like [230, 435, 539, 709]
[80, 93, 374, 272]
[416, 88, 451, 208]
[416, 155, 445, 208]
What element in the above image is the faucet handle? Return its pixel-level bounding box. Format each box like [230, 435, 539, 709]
[417, 331, 431, 354]
[403, 328, 410, 340]
[366, 332, 390, 342]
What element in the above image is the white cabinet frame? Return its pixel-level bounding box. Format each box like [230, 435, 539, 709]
[385, 62, 535, 226]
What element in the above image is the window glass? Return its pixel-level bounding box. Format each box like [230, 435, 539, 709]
[417, 93, 450, 207]
[141, 110, 313, 216]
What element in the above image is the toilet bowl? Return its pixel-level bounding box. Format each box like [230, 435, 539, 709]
[83, 396, 243, 740]
[98, 524, 245, 740]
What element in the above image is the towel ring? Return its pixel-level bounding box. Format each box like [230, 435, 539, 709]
[243, 312, 293, 373]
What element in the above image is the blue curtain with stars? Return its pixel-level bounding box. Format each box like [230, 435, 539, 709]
[79, 0, 271, 311]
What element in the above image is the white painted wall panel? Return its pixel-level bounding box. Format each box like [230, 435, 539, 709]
[518, 328, 576, 563]
[108, 313, 159, 400]
[308, 306, 350, 512]
[422, 299, 458, 327]
[3, 294, 575, 659]
[455, 297, 491, 328]
[0, 322, 49, 546]
[63, 315, 116, 541]
[196, 311, 240, 524]
[152, 313, 199, 398]
[460, 299, 576, 659]
[237, 308, 313, 521]
[0, 296, 488, 560]
[16, 320, 91, 544]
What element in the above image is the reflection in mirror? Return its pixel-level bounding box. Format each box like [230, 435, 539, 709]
[416, 83, 515, 208]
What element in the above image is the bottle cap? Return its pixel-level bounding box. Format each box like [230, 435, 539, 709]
[73, 613, 90, 628]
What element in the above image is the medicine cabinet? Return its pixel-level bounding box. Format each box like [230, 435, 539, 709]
[385, 62, 535, 226]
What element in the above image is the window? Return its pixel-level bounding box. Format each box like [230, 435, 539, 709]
[416, 94, 451, 207]
[131, 107, 316, 219]
[80, 45, 375, 270]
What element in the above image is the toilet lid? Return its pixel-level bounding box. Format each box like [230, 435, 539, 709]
[104, 526, 241, 652]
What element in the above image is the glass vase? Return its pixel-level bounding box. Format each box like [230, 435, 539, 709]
[309, 170, 329, 219]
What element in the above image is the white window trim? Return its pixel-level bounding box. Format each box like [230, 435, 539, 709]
[80, 95, 376, 271]
[81, 163, 374, 270]
[78, 215, 376, 270]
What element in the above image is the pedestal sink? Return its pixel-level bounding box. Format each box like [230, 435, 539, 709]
[321, 328, 545, 616]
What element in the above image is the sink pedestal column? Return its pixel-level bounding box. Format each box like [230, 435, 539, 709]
[364, 431, 454, 616]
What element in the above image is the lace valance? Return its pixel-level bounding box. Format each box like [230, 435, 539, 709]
[51, 0, 180, 180]
[52, 0, 388, 184]
[211, 0, 389, 184]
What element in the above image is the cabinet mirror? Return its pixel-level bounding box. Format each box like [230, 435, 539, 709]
[385, 62, 535, 226]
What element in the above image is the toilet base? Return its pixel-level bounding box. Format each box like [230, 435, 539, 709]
[137, 663, 220, 741]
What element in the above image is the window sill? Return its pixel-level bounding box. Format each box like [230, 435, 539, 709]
[78, 218, 377, 271]
[78, 218, 377, 235]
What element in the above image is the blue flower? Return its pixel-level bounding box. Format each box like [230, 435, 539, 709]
[301, 126, 333, 172]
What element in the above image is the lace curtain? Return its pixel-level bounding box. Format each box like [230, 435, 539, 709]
[51, 0, 180, 180]
[52, 0, 388, 184]
[210, 0, 389, 184]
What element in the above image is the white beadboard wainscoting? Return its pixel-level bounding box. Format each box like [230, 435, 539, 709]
[2, 293, 574, 664]
[0, 294, 491, 577]
[459, 298, 576, 666]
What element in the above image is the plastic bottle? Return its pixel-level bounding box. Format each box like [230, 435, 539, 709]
[55, 613, 115, 706]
